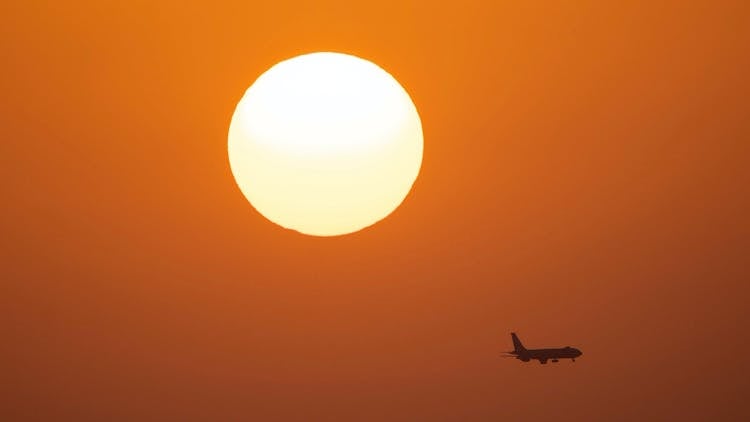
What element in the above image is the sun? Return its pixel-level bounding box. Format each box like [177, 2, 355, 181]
[228, 52, 423, 236]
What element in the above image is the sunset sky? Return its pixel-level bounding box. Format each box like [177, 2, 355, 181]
[2, 1, 748, 420]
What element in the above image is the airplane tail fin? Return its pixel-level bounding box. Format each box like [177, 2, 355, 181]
[511, 332, 527, 353]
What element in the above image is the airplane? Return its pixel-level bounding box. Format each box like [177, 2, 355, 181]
[502, 332, 582, 364]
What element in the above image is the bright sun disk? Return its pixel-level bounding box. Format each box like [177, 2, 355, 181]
[228, 52, 423, 236]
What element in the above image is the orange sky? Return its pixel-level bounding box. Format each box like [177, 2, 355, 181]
[2, 1, 749, 420]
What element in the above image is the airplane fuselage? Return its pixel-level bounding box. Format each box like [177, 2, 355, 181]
[514, 347, 582, 364]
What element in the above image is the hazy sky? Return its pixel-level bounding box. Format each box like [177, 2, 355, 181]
[2, 1, 748, 420]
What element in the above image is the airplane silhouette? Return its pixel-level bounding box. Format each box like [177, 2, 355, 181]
[503, 332, 582, 364]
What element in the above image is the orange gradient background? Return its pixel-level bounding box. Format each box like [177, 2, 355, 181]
[2, 1, 748, 420]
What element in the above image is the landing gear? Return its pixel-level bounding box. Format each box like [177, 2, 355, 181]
[551, 359, 559, 363]
[572, 358, 576, 362]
